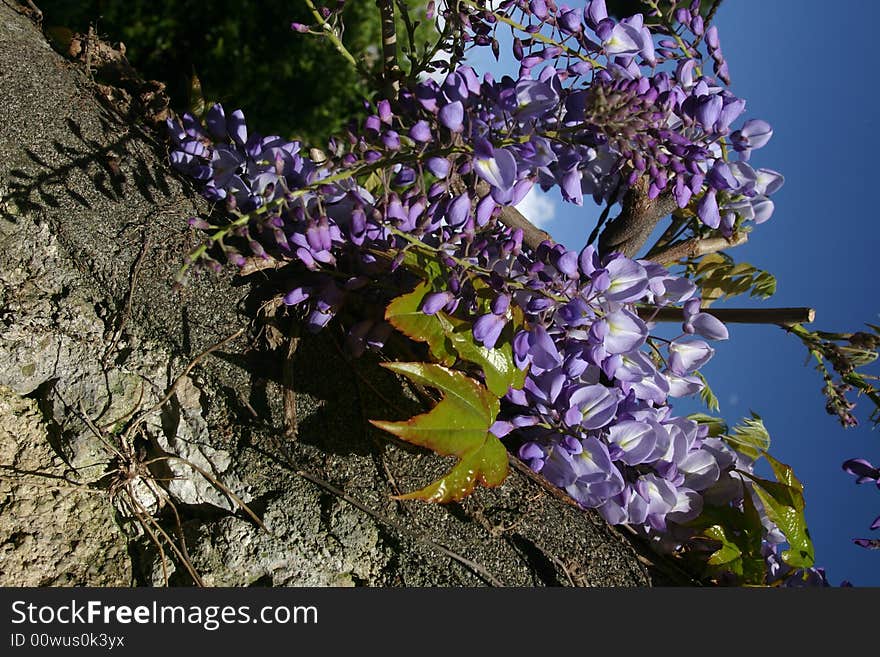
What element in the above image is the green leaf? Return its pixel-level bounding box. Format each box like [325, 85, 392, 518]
[739, 492, 770, 584]
[693, 253, 776, 306]
[688, 413, 728, 437]
[689, 502, 766, 584]
[385, 283, 527, 396]
[742, 455, 815, 569]
[370, 362, 508, 503]
[188, 70, 207, 117]
[399, 249, 446, 284]
[438, 313, 526, 396]
[385, 282, 456, 366]
[695, 371, 720, 412]
[703, 525, 743, 574]
[724, 413, 771, 461]
[362, 171, 385, 196]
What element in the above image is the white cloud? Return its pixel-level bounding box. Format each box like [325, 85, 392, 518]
[515, 187, 556, 228]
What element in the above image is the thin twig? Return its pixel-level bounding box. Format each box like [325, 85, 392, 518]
[586, 196, 617, 247]
[282, 336, 300, 441]
[265, 429, 504, 586]
[104, 232, 151, 363]
[136, 327, 245, 422]
[145, 455, 267, 532]
[508, 455, 583, 512]
[293, 467, 505, 587]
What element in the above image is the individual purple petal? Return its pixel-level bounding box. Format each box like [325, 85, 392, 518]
[422, 291, 454, 315]
[426, 156, 451, 179]
[603, 22, 645, 57]
[586, 0, 608, 27]
[705, 25, 720, 50]
[752, 196, 776, 224]
[446, 193, 471, 227]
[529, 0, 548, 20]
[668, 339, 714, 374]
[695, 94, 723, 130]
[707, 161, 738, 190]
[560, 169, 583, 205]
[687, 312, 729, 340]
[604, 256, 648, 302]
[474, 145, 518, 194]
[205, 103, 227, 140]
[229, 109, 248, 146]
[679, 449, 721, 490]
[556, 250, 579, 279]
[557, 5, 583, 33]
[526, 325, 563, 370]
[283, 287, 310, 306]
[667, 488, 703, 524]
[382, 130, 401, 150]
[475, 194, 496, 226]
[568, 384, 618, 430]
[696, 189, 721, 229]
[365, 115, 381, 134]
[740, 119, 773, 149]
[438, 101, 464, 132]
[409, 120, 433, 143]
[491, 294, 510, 315]
[473, 313, 506, 349]
[377, 99, 393, 124]
[541, 444, 577, 488]
[607, 421, 657, 465]
[603, 309, 648, 354]
[519, 442, 546, 471]
[755, 168, 785, 196]
[578, 245, 598, 277]
[717, 97, 746, 133]
[853, 538, 880, 549]
[842, 458, 880, 483]
[489, 420, 514, 438]
[415, 80, 441, 112]
[665, 372, 704, 397]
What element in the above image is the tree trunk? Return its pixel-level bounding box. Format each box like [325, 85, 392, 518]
[0, 4, 658, 587]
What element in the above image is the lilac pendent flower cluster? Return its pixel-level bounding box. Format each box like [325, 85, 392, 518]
[507, 248, 733, 532]
[450, 0, 784, 231]
[166, 0, 820, 583]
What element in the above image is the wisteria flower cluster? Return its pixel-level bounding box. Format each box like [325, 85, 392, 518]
[167, 0, 822, 585]
[445, 0, 783, 231]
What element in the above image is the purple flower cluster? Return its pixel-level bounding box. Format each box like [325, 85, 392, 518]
[448, 0, 784, 231]
[481, 245, 737, 532]
[166, 1, 821, 584]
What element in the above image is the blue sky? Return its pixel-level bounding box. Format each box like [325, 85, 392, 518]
[470, 1, 880, 585]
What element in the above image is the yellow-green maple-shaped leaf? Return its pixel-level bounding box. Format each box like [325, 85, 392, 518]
[370, 362, 508, 503]
[385, 282, 457, 366]
[438, 313, 527, 396]
[385, 283, 526, 396]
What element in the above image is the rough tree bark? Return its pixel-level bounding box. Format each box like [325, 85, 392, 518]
[0, 4, 665, 587]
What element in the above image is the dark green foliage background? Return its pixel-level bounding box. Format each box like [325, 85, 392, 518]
[39, 0, 388, 145]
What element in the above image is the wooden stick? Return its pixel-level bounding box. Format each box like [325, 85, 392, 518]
[641, 306, 816, 325]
